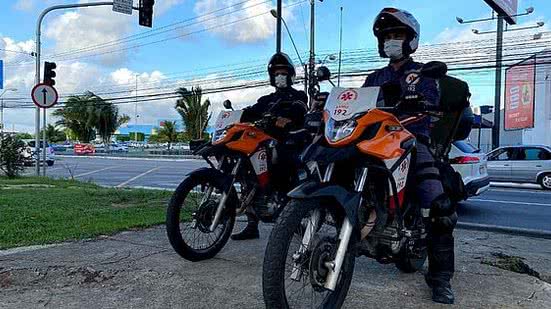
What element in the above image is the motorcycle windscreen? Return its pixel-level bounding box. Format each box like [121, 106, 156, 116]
[324, 87, 380, 121]
[212, 110, 243, 141]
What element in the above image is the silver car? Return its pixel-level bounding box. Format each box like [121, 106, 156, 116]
[487, 145, 551, 190]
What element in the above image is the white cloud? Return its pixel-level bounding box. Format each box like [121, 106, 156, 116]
[14, 0, 34, 11]
[43, 4, 135, 66]
[155, 0, 186, 16]
[194, 0, 297, 44]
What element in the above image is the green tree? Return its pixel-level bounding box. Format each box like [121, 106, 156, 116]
[157, 121, 178, 150]
[94, 103, 130, 148]
[53, 91, 129, 145]
[53, 92, 98, 143]
[15, 133, 33, 140]
[42, 124, 66, 143]
[0, 136, 25, 178]
[175, 87, 211, 140]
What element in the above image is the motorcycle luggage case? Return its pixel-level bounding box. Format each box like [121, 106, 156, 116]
[430, 75, 472, 158]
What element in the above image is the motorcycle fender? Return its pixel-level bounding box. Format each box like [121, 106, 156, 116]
[288, 181, 361, 227]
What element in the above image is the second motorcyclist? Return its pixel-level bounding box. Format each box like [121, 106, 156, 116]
[362, 8, 458, 304]
[231, 52, 308, 241]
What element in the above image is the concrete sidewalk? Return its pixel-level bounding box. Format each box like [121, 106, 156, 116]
[1, 223, 550, 308]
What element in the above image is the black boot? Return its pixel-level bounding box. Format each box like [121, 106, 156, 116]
[231, 213, 259, 241]
[426, 234, 455, 304]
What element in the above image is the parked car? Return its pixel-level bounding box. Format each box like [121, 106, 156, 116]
[109, 143, 129, 152]
[487, 145, 551, 190]
[449, 140, 490, 199]
[22, 140, 56, 166]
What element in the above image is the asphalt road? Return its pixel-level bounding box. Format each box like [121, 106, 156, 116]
[32, 156, 551, 232]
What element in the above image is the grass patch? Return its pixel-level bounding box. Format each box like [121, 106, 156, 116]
[481, 252, 541, 279]
[0, 176, 174, 249]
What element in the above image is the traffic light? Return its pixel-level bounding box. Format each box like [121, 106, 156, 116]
[139, 0, 154, 28]
[43, 61, 56, 86]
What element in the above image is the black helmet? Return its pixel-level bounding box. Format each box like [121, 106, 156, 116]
[373, 8, 420, 58]
[268, 52, 296, 87]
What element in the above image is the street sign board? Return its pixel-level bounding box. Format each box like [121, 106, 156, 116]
[31, 83, 59, 109]
[113, 0, 133, 15]
[484, 0, 518, 25]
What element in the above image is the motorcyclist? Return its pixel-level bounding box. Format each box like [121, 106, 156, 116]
[231, 52, 308, 241]
[362, 8, 457, 304]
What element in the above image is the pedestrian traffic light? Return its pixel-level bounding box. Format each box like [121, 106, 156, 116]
[139, 0, 154, 28]
[43, 61, 56, 86]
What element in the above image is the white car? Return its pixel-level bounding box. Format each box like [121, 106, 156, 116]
[449, 140, 490, 199]
[22, 139, 56, 166]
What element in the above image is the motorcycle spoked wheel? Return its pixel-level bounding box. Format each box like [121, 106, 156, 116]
[166, 168, 237, 262]
[262, 199, 357, 309]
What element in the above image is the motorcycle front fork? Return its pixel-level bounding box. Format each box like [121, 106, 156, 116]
[295, 164, 369, 291]
[209, 158, 241, 232]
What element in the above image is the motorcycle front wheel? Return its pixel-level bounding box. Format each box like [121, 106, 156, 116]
[262, 198, 357, 309]
[166, 168, 236, 262]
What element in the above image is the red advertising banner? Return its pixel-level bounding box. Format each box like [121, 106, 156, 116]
[504, 57, 536, 130]
[74, 144, 95, 155]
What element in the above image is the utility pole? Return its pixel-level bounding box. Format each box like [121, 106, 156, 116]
[338, 6, 343, 87]
[492, 14, 504, 149]
[135, 74, 138, 142]
[276, 0, 282, 53]
[308, 0, 316, 107]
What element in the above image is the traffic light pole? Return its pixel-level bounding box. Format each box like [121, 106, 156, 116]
[34, 2, 141, 175]
[492, 14, 504, 150]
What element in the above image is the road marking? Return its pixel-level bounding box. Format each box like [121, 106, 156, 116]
[470, 198, 551, 207]
[75, 166, 118, 178]
[488, 188, 551, 194]
[116, 167, 161, 188]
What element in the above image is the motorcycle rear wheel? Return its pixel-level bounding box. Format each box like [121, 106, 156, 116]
[262, 198, 356, 309]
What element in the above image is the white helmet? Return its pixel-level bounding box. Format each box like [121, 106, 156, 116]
[373, 8, 420, 58]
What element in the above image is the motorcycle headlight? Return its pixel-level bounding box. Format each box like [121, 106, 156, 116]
[325, 118, 357, 142]
[212, 129, 228, 143]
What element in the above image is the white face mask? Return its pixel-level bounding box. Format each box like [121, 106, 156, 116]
[384, 39, 404, 60]
[274, 74, 288, 88]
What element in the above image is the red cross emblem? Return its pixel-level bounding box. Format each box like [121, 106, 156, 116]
[339, 90, 358, 102]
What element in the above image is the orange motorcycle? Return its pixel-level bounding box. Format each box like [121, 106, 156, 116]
[166, 100, 315, 262]
[262, 62, 471, 308]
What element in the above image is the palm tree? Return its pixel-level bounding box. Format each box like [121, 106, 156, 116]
[43, 124, 66, 143]
[95, 103, 130, 149]
[53, 92, 98, 143]
[175, 87, 211, 140]
[158, 121, 178, 150]
[53, 91, 129, 145]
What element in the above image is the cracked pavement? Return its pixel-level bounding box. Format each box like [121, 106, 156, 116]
[0, 223, 550, 308]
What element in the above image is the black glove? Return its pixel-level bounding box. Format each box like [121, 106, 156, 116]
[430, 193, 457, 233]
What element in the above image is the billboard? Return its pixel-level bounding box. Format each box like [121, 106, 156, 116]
[504, 57, 535, 130]
[484, 0, 518, 24]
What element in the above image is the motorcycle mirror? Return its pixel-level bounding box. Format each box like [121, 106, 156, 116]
[421, 61, 448, 79]
[223, 99, 233, 110]
[316, 66, 331, 81]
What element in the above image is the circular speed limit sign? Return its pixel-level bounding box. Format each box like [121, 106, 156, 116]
[31, 83, 59, 109]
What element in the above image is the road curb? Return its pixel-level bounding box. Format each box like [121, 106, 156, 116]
[57, 155, 202, 162]
[456, 222, 551, 240]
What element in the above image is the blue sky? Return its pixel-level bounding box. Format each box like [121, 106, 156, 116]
[1, 0, 550, 132]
